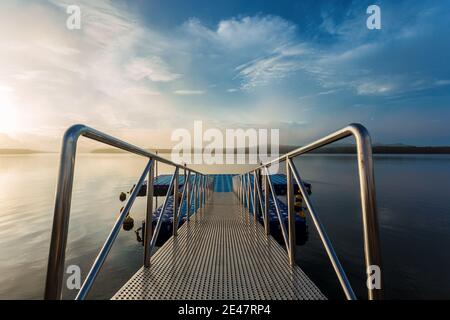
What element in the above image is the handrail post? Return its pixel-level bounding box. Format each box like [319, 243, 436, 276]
[240, 176, 243, 204]
[199, 176, 203, 208]
[144, 160, 155, 267]
[176, 170, 189, 227]
[205, 176, 208, 204]
[204, 176, 207, 205]
[243, 174, 248, 208]
[45, 125, 83, 300]
[198, 175, 202, 210]
[198, 175, 201, 210]
[149, 169, 177, 253]
[206, 176, 211, 200]
[209, 177, 212, 198]
[352, 126, 383, 300]
[286, 158, 296, 266]
[265, 168, 289, 249]
[254, 170, 265, 229]
[241, 176, 243, 203]
[173, 168, 179, 236]
[264, 170, 269, 235]
[186, 170, 191, 222]
[194, 175, 199, 213]
[183, 166, 187, 221]
[237, 176, 239, 200]
[201, 176, 205, 207]
[246, 174, 249, 209]
[242, 174, 248, 208]
[239, 176, 242, 201]
[243, 175, 245, 206]
[200, 175, 203, 209]
[207, 176, 210, 200]
[250, 173, 254, 214]
[247, 173, 251, 212]
[253, 171, 258, 221]
[201, 176, 204, 207]
[242, 175, 245, 205]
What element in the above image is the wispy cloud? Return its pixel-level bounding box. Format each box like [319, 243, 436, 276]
[184, 15, 308, 90]
[184, 15, 296, 51]
[174, 90, 205, 95]
[125, 57, 181, 82]
[235, 51, 304, 89]
[435, 79, 450, 86]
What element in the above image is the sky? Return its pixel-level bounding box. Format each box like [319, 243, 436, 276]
[0, 0, 449, 150]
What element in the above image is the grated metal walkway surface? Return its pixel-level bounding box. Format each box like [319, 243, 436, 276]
[113, 192, 325, 300]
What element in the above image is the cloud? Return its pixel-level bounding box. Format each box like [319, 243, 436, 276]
[121, 87, 161, 96]
[174, 90, 205, 95]
[298, 88, 342, 101]
[184, 15, 296, 51]
[215, 15, 296, 50]
[235, 51, 304, 89]
[355, 81, 393, 95]
[125, 57, 181, 82]
[435, 80, 450, 86]
[184, 15, 308, 90]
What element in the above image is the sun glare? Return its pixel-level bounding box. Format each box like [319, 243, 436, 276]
[0, 90, 19, 135]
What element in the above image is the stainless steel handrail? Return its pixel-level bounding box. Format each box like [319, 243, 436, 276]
[287, 159, 356, 299]
[148, 168, 178, 254]
[253, 172, 266, 229]
[44, 124, 211, 300]
[177, 171, 191, 225]
[233, 123, 383, 300]
[264, 167, 289, 249]
[75, 159, 153, 300]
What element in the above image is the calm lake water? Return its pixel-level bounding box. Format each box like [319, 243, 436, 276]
[0, 153, 449, 299]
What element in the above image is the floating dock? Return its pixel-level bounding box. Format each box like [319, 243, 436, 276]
[140, 174, 308, 247]
[138, 173, 311, 196]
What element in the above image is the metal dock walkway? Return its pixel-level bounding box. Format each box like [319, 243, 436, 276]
[113, 192, 325, 300]
[44, 124, 383, 300]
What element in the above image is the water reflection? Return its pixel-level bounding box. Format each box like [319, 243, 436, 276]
[0, 154, 449, 299]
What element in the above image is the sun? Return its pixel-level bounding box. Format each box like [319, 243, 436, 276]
[0, 89, 19, 135]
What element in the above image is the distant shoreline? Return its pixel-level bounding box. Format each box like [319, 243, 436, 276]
[307, 146, 450, 155]
[2, 146, 450, 155]
[0, 149, 48, 155]
[89, 146, 450, 155]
